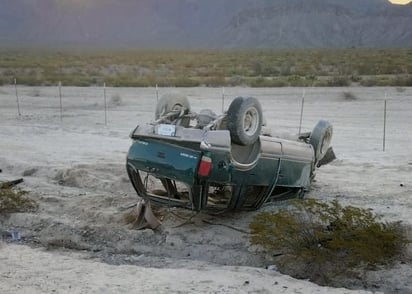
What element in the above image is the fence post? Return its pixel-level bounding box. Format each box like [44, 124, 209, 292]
[59, 81, 63, 122]
[383, 99, 387, 152]
[221, 87, 225, 112]
[14, 78, 21, 116]
[104, 82, 107, 126]
[298, 90, 305, 135]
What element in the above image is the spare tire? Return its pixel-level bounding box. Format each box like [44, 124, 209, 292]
[227, 97, 263, 145]
[155, 93, 190, 120]
[309, 120, 333, 162]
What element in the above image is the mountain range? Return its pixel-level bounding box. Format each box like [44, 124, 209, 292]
[0, 0, 411, 49]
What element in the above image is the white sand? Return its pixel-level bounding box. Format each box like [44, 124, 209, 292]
[0, 243, 375, 294]
[1, 86, 411, 293]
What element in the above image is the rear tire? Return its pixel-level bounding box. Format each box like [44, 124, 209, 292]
[155, 93, 190, 120]
[227, 97, 263, 145]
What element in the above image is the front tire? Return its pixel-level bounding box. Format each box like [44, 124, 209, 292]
[309, 120, 333, 163]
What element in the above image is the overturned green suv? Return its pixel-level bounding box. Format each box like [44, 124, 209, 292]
[127, 94, 335, 212]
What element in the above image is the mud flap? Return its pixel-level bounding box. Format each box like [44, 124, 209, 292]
[317, 147, 336, 167]
[129, 199, 162, 230]
[191, 184, 206, 211]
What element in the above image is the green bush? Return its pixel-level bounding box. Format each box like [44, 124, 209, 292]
[250, 199, 408, 284]
[0, 187, 37, 213]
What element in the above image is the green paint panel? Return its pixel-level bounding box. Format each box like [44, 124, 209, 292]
[127, 139, 201, 185]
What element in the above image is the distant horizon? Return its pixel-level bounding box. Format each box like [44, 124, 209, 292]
[1, 0, 411, 49]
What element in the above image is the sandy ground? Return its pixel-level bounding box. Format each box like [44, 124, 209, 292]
[0, 86, 411, 293]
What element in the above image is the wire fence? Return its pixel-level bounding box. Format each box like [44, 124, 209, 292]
[1, 83, 411, 155]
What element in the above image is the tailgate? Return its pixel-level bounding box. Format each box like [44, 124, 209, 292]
[127, 139, 201, 185]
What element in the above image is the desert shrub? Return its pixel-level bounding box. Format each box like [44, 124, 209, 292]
[2, 49, 412, 87]
[391, 75, 412, 87]
[131, 78, 153, 87]
[203, 76, 227, 87]
[311, 79, 330, 87]
[249, 77, 287, 87]
[350, 75, 362, 83]
[250, 199, 408, 284]
[326, 76, 350, 87]
[0, 187, 37, 213]
[341, 91, 358, 101]
[251, 59, 263, 76]
[360, 77, 376, 87]
[28, 88, 41, 97]
[249, 77, 267, 87]
[286, 75, 314, 87]
[106, 77, 151, 87]
[249, 77, 266, 87]
[110, 93, 122, 106]
[16, 75, 43, 86]
[227, 75, 245, 86]
[67, 76, 94, 87]
[269, 78, 288, 87]
[170, 77, 200, 87]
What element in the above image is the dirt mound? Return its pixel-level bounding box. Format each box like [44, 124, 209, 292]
[53, 164, 132, 194]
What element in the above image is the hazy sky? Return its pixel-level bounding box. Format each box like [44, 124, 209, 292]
[389, 0, 411, 4]
[56, 0, 412, 7]
[54, 0, 412, 10]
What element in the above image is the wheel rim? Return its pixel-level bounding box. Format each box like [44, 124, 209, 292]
[242, 106, 259, 136]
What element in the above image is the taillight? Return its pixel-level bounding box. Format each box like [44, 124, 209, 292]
[198, 155, 212, 177]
